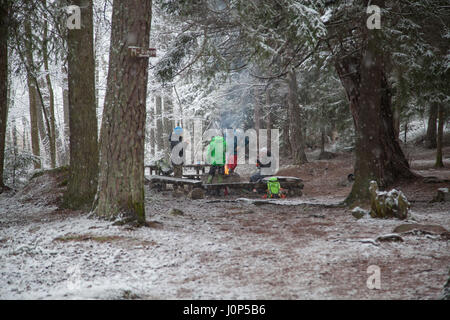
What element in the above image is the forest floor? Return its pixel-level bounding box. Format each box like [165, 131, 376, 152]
[0, 146, 449, 299]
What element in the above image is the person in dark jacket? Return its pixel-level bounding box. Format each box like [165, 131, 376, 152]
[250, 147, 272, 183]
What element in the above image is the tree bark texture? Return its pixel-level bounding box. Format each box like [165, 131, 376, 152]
[61, 66, 70, 165]
[95, 0, 152, 224]
[0, 0, 9, 188]
[147, 102, 155, 158]
[24, 19, 41, 169]
[155, 95, 163, 155]
[287, 69, 308, 164]
[42, 0, 56, 168]
[425, 103, 438, 149]
[265, 88, 272, 151]
[64, 0, 99, 209]
[36, 78, 51, 162]
[163, 93, 173, 158]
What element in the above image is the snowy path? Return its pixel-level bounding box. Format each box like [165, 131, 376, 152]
[0, 188, 449, 299]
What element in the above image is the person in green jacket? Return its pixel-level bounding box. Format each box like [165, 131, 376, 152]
[206, 136, 227, 184]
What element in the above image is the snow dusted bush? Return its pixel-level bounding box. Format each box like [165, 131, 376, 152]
[3, 147, 38, 189]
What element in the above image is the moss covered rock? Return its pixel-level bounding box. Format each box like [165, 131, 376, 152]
[369, 181, 410, 219]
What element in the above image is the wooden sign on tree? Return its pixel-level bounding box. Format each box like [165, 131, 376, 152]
[128, 46, 156, 58]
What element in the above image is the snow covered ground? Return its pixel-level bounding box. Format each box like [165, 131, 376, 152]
[0, 184, 449, 300]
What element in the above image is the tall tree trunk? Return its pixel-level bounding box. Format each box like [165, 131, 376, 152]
[148, 102, 155, 158]
[265, 88, 272, 151]
[27, 84, 41, 169]
[287, 69, 308, 164]
[11, 118, 17, 186]
[155, 95, 163, 155]
[320, 124, 326, 154]
[95, 0, 152, 224]
[282, 100, 291, 158]
[42, 0, 56, 168]
[22, 117, 28, 152]
[425, 103, 438, 149]
[0, 0, 9, 189]
[254, 88, 261, 150]
[36, 86, 46, 146]
[24, 19, 41, 169]
[163, 93, 173, 159]
[435, 104, 445, 168]
[94, 15, 101, 111]
[61, 65, 70, 166]
[36, 77, 51, 163]
[64, 0, 99, 210]
[335, 24, 415, 205]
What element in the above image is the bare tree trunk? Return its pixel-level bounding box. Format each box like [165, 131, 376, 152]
[61, 65, 70, 166]
[435, 104, 445, 168]
[320, 124, 326, 154]
[36, 85, 46, 146]
[24, 19, 41, 169]
[94, 15, 101, 111]
[254, 88, 261, 150]
[287, 69, 308, 164]
[42, 0, 56, 168]
[36, 78, 51, 164]
[425, 103, 438, 149]
[28, 84, 41, 169]
[265, 88, 272, 151]
[95, 0, 152, 225]
[155, 95, 163, 155]
[54, 122, 63, 166]
[11, 118, 17, 185]
[163, 93, 173, 159]
[22, 117, 28, 152]
[282, 102, 291, 158]
[64, 0, 99, 210]
[148, 101, 155, 158]
[0, 0, 9, 189]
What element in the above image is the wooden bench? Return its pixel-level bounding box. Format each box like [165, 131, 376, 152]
[145, 164, 210, 177]
[203, 176, 304, 196]
[183, 173, 205, 180]
[146, 174, 304, 197]
[145, 175, 202, 191]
